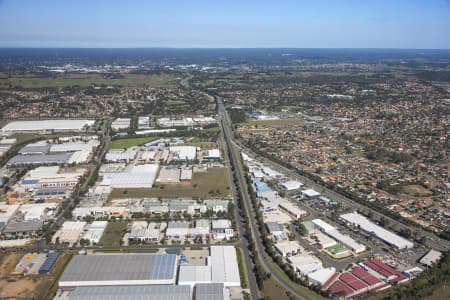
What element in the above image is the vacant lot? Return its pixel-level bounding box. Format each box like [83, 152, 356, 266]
[401, 184, 433, 197]
[109, 136, 158, 149]
[0, 252, 73, 300]
[98, 221, 127, 247]
[0, 73, 176, 89]
[0, 253, 22, 277]
[110, 167, 231, 199]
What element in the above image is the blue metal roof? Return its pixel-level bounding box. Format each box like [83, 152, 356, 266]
[21, 179, 39, 185]
[39, 252, 59, 274]
[253, 179, 272, 193]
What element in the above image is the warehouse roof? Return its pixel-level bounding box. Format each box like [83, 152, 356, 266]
[1, 120, 95, 133]
[195, 283, 226, 300]
[420, 249, 442, 267]
[69, 285, 190, 300]
[341, 212, 414, 249]
[210, 246, 240, 286]
[8, 153, 73, 165]
[301, 189, 321, 198]
[59, 254, 177, 286]
[280, 180, 303, 191]
[178, 265, 212, 285]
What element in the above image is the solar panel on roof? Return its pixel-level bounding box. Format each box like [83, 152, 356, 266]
[69, 285, 191, 300]
[149, 254, 176, 280]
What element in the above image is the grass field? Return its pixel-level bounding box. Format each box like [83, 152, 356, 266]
[108, 136, 159, 149]
[109, 167, 231, 200]
[0, 73, 176, 89]
[401, 185, 433, 197]
[327, 243, 348, 255]
[239, 118, 302, 127]
[98, 221, 127, 246]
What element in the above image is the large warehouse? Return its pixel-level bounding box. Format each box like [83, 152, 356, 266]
[59, 254, 177, 287]
[68, 285, 190, 300]
[1, 120, 95, 133]
[340, 212, 414, 249]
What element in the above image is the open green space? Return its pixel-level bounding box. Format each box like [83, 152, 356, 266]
[109, 167, 231, 200]
[108, 136, 159, 149]
[98, 221, 127, 246]
[0, 73, 176, 89]
[327, 243, 348, 255]
[166, 100, 187, 106]
[239, 118, 302, 127]
[401, 185, 433, 197]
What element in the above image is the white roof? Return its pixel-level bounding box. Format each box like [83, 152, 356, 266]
[326, 229, 366, 253]
[170, 146, 197, 160]
[1, 120, 94, 132]
[340, 212, 414, 249]
[420, 250, 442, 267]
[178, 265, 212, 286]
[102, 164, 159, 188]
[307, 267, 336, 286]
[211, 219, 232, 229]
[311, 219, 336, 232]
[205, 149, 221, 158]
[275, 241, 302, 256]
[280, 180, 303, 190]
[278, 200, 307, 218]
[210, 246, 240, 287]
[301, 189, 321, 197]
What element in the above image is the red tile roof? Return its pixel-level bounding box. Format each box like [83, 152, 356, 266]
[329, 280, 354, 295]
[340, 272, 368, 291]
[351, 266, 382, 286]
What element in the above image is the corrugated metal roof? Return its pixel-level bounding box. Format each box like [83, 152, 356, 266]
[60, 254, 176, 283]
[69, 285, 190, 300]
[195, 283, 225, 300]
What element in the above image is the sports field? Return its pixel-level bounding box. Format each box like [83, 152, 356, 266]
[327, 243, 348, 255]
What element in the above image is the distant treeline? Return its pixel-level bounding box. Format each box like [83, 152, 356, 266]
[415, 71, 450, 82]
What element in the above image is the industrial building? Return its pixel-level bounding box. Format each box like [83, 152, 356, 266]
[210, 246, 241, 287]
[101, 164, 159, 188]
[280, 180, 303, 191]
[211, 219, 234, 240]
[67, 285, 191, 300]
[52, 221, 87, 245]
[340, 212, 414, 249]
[59, 253, 178, 287]
[169, 146, 197, 161]
[1, 119, 95, 133]
[81, 221, 107, 244]
[312, 219, 366, 254]
[419, 249, 442, 268]
[194, 283, 229, 300]
[111, 118, 131, 131]
[203, 149, 221, 160]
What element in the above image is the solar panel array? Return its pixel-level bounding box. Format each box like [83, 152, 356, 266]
[195, 283, 225, 300]
[69, 285, 191, 300]
[149, 254, 176, 280]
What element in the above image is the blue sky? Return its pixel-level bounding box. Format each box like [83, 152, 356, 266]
[0, 0, 449, 48]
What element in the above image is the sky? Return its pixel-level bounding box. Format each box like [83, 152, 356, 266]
[0, 0, 449, 49]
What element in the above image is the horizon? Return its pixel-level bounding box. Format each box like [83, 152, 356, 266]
[1, 0, 449, 49]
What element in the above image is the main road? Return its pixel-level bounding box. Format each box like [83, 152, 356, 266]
[217, 96, 315, 300]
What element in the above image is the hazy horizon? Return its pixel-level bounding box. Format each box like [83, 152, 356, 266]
[1, 0, 449, 49]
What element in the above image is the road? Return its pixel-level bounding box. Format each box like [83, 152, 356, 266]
[217, 96, 315, 300]
[218, 99, 261, 299]
[242, 145, 449, 252]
